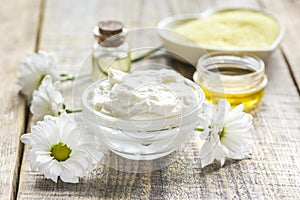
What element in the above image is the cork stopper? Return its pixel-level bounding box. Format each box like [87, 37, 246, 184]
[94, 20, 125, 47]
[98, 20, 123, 36]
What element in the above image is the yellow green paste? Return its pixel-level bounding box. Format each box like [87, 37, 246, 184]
[174, 9, 280, 49]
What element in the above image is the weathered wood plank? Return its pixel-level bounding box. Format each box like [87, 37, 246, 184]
[0, 0, 41, 199]
[260, 0, 300, 93]
[17, 0, 300, 199]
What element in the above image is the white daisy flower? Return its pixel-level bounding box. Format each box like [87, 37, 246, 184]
[18, 50, 60, 97]
[21, 113, 103, 183]
[199, 99, 253, 168]
[30, 75, 64, 123]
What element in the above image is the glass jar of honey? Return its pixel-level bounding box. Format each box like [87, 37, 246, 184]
[193, 52, 268, 112]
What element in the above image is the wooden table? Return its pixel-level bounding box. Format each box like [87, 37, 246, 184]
[1, 0, 300, 199]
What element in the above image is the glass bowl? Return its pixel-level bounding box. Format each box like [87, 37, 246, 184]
[81, 73, 205, 160]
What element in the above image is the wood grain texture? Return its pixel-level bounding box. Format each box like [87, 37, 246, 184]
[260, 0, 300, 93]
[17, 0, 300, 199]
[0, 0, 41, 199]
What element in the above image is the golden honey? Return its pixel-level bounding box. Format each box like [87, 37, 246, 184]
[200, 83, 265, 112]
[194, 53, 268, 112]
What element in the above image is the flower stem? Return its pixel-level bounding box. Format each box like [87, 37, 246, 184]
[195, 127, 204, 132]
[65, 109, 82, 114]
[60, 74, 91, 82]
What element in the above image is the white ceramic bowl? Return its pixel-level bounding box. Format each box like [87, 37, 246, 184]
[157, 8, 285, 65]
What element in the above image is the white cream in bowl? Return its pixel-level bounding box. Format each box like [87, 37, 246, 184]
[82, 67, 205, 160]
[88, 68, 198, 121]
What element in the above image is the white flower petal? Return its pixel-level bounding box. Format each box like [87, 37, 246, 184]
[230, 103, 244, 114]
[20, 114, 100, 183]
[214, 99, 230, 130]
[30, 75, 64, 124]
[21, 134, 36, 146]
[60, 174, 79, 183]
[201, 153, 215, 168]
[41, 161, 59, 183]
[57, 113, 73, 133]
[49, 161, 63, 179]
[200, 99, 253, 168]
[215, 142, 229, 165]
[62, 160, 85, 177]
[202, 101, 216, 122]
[198, 115, 212, 140]
[18, 51, 60, 97]
[199, 141, 216, 167]
[220, 158, 225, 166]
[36, 154, 53, 163]
[61, 121, 77, 142]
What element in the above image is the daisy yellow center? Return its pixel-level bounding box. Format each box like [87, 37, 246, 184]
[50, 142, 72, 162]
[219, 126, 226, 139]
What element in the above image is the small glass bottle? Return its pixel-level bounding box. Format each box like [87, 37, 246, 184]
[193, 52, 268, 112]
[92, 20, 131, 80]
